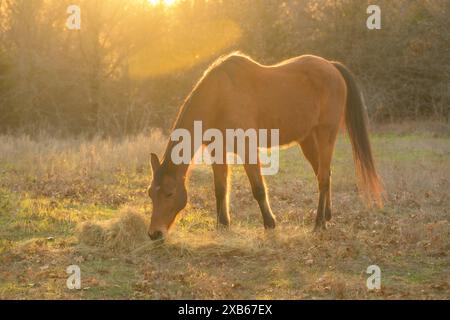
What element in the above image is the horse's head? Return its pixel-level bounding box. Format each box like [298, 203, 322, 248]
[147, 153, 187, 241]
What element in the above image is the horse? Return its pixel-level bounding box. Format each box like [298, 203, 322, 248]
[147, 52, 383, 240]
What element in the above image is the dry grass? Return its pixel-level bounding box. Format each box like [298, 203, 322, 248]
[77, 206, 149, 252]
[0, 130, 165, 205]
[0, 121, 449, 299]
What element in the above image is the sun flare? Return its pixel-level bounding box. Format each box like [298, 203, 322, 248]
[148, 0, 177, 6]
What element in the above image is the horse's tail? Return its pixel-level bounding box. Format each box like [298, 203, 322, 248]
[332, 62, 383, 207]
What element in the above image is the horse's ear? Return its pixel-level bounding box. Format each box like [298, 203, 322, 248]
[150, 153, 160, 175]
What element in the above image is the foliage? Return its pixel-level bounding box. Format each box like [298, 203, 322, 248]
[0, 0, 448, 135]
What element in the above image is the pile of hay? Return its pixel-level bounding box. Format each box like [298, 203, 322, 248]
[77, 206, 149, 252]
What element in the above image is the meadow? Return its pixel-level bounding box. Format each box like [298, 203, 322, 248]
[0, 122, 449, 299]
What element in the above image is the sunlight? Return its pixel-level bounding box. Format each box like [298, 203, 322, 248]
[129, 19, 242, 79]
[148, 0, 177, 7]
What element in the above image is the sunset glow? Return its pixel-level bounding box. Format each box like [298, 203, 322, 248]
[148, 0, 177, 7]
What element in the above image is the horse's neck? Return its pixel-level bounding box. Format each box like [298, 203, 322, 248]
[161, 98, 202, 180]
[162, 159, 190, 181]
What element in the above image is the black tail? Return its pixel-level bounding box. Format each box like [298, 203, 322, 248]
[332, 62, 383, 207]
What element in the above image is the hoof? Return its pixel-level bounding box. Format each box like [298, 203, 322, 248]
[217, 222, 230, 230]
[264, 217, 276, 229]
[217, 214, 231, 229]
[313, 221, 327, 233]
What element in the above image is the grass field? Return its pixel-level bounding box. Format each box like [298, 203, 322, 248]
[0, 122, 449, 299]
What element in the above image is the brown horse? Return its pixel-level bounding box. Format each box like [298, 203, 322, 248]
[147, 52, 383, 240]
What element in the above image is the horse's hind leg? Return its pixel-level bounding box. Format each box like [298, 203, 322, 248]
[313, 126, 338, 231]
[300, 134, 332, 221]
[244, 162, 276, 229]
[212, 163, 231, 228]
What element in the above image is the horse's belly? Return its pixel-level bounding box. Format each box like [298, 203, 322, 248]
[277, 126, 312, 146]
[257, 102, 319, 146]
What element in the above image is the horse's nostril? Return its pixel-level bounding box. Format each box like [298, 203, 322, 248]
[149, 230, 164, 241]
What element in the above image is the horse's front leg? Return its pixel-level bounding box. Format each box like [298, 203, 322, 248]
[212, 163, 230, 228]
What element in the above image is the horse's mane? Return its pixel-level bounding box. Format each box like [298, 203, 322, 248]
[161, 52, 254, 166]
[171, 51, 254, 131]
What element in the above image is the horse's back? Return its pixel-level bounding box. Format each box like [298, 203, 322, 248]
[209, 53, 347, 143]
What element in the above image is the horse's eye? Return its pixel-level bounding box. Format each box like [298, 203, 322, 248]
[165, 192, 174, 198]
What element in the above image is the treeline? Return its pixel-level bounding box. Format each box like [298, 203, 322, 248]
[0, 0, 449, 136]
